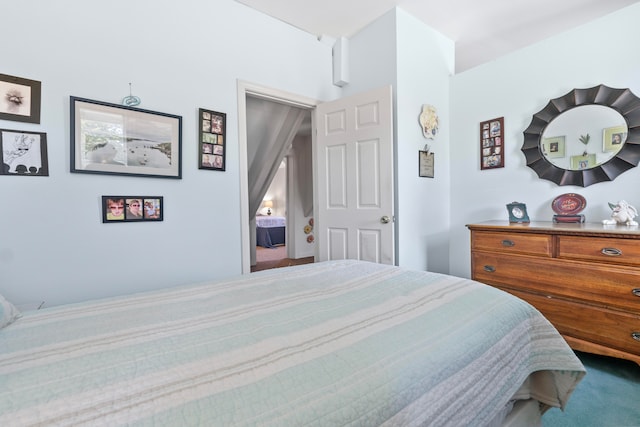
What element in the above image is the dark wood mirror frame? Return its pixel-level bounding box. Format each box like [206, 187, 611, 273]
[522, 84, 640, 187]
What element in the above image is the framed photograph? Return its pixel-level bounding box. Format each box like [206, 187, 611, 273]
[506, 202, 530, 224]
[541, 135, 566, 158]
[570, 153, 596, 170]
[71, 97, 182, 178]
[0, 73, 41, 124]
[199, 108, 226, 171]
[480, 117, 504, 170]
[418, 150, 434, 178]
[102, 196, 163, 223]
[0, 128, 48, 176]
[603, 125, 627, 152]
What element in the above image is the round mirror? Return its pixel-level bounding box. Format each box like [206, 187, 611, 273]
[541, 105, 627, 170]
[522, 84, 640, 187]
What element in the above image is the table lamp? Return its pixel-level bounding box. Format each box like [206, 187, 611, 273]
[263, 200, 273, 215]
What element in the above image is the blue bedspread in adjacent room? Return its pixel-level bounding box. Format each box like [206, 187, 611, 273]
[0, 260, 584, 426]
[256, 216, 286, 248]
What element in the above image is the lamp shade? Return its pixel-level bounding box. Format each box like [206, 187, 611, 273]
[263, 200, 273, 208]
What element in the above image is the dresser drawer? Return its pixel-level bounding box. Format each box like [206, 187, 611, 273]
[471, 252, 640, 312]
[558, 235, 640, 266]
[507, 289, 640, 356]
[468, 221, 640, 364]
[471, 231, 552, 256]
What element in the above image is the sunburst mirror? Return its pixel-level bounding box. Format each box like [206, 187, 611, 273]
[522, 84, 640, 187]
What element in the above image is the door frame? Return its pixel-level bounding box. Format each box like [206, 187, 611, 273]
[237, 80, 318, 273]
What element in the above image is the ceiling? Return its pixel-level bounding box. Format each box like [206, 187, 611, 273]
[235, 0, 639, 72]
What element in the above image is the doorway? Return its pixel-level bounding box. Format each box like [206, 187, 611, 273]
[237, 81, 318, 273]
[252, 158, 313, 272]
[237, 82, 395, 273]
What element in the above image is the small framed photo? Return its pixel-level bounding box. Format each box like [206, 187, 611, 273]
[71, 97, 182, 179]
[418, 150, 434, 178]
[0, 73, 41, 124]
[102, 196, 163, 223]
[199, 108, 226, 171]
[480, 117, 504, 170]
[570, 153, 596, 170]
[602, 125, 627, 152]
[541, 135, 566, 158]
[0, 128, 48, 176]
[506, 201, 530, 223]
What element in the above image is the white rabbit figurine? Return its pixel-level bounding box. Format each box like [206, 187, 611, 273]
[602, 200, 639, 226]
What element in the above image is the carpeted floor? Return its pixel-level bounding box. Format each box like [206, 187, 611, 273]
[543, 351, 640, 426]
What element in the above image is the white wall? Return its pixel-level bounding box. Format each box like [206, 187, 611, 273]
[395, 9, 454, 272]
[342, 11, 398, 99]
[288, 135, 315, 259]
[449, 3, 640, 278]
[343, 8, 455, 272]
[0, 0, 337, 307]
[6, 0, 637, 308]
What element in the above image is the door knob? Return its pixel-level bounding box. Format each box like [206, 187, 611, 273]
[380, 215, 391, 224]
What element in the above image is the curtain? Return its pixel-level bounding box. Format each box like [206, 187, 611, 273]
[246, 96, 307, 218]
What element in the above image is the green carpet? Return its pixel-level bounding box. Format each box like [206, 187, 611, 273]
[543, 351, 640, 427]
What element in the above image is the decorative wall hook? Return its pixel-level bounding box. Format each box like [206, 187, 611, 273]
[122, 83, 141, 107]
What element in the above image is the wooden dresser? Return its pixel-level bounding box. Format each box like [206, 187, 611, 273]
[467, 221, 640, 365]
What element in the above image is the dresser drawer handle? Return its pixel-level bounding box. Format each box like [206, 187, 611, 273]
[501, 240, 515, 247]
[633, 288, 640, 297]
[601, 247, 622, 256]
[632, 332, 640, 342]
[483, 265, 496, 273]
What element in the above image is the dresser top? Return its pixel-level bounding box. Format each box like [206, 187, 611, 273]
[466, 220, 640, 237]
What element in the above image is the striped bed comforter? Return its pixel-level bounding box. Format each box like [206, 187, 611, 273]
[0, 260, 584, 426]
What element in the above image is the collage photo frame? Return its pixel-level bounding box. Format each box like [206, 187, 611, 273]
[199, 108, 226, 171]
[102, 196, 163, 223]
[480, 117, 504, 170]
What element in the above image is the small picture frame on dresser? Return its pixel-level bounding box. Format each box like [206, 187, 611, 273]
[506, 202, 530, 223]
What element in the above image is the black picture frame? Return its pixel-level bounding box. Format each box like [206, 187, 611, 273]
[102, 196, 163, 223]
[0, 73, 41, 124]
[198, 108, 226, 171]
[0, 128, 48, 176]
[480, 117, 504, 170]
[71, 97, 182, 179]
[418, 150, 434, 178]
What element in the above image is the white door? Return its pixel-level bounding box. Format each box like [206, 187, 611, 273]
[315, 85, 395, 265]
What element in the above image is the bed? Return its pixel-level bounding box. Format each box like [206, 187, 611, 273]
[0, 260, 584, 426]
[256, 215, 286, 248]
